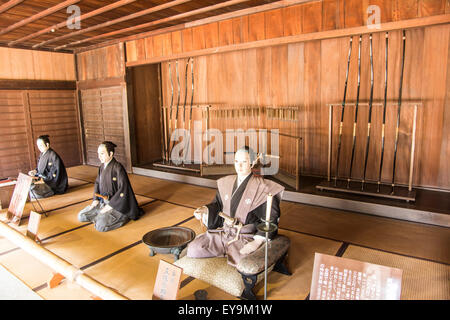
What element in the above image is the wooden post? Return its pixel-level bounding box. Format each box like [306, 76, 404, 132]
[408, 104, 418, 192]
[328, 104, 332, 182]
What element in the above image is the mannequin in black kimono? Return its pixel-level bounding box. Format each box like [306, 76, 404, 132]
[77, 141, 142, 232]
[28, 135, 68, 199]
[187, 147, 284, 266]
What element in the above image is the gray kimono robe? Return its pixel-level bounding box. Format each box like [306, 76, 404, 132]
[187, 173, 284, 266]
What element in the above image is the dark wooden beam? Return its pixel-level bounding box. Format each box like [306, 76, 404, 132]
[56, 0, 254, 50]
[33, 0, 192, 49]
[0, 79, 76, 90]
[9, 0, 139, 46]
[77, 77, 126, 90]
[0, 0, 25, 14]
[0, 0, 81, 37]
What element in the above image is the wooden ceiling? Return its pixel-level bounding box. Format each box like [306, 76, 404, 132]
[0, 0, 280, 53]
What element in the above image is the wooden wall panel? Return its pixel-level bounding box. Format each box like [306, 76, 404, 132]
[248, 12, 265, 42]
[157, 24, 450, 190]
[265, 8, 284, 39]
[204, 23, 219, 49]
[218, 20, 233, 46]
[192, 25, 206, 51]
[417, 24, 449, 186]
[0, 89, 82, 179]
[77, 44, 124, 81]
[392, 0, 419, 21]
[181, 28, 194, 53]
[344, 0, 364, 28]
[76, 43, 132, 171]
[419, 0, 446, 17]
[125, 1, 449, 67]
[28, 90, 82, 168]
[322, 0, 338, 31]
[80, 86, 128, 167]
[302, 1, 323, 33]
[0, 48, 75, 81]
[171, 31, 183, 55]
[0, 91, 32, 179]
[129, 65, 162, 165]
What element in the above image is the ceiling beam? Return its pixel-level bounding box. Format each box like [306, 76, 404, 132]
[0, 0, 81, 37]
[9, 0, 139, 46]
[0, 0, 25, 14]
[33, 0, 193, 49]
[55, 0, 253, 50]
[74, 0, 316, 54]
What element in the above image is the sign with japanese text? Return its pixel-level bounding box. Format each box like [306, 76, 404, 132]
[6, 173, 32, 225]
[310, 253, 403, 300]
[26, 211, 41, 242]
[152, 259, 183, 300]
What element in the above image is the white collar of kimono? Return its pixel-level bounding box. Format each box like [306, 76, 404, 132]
[237, 172, 251, 188]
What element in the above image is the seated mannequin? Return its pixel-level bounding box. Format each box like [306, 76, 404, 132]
[28, 135, 68, 199]
[186, 146, 284, 267]
[77, 141, 142, 232]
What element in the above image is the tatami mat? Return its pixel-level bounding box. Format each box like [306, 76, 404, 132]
[0, 264, 42, 300]
[254, 229, 342, 300]
[21, 184, 94, 216]
[67, 165, 217, 209]
[0, 165, 447, 300]
[128, 174, 217, 209]
[68, 177, 90, 188]
[279, 201, 450, 264]
[82, 217, 236, 300]
[40, 201, 193, 269]
[66, 166, 98, 183]
[342, 245, 450, 300]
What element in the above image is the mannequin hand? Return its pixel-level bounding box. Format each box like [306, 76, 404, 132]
[193, 206, 208, 220]
[239, 238, 264, 255]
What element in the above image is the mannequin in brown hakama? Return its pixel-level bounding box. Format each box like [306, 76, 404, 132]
[187, 147, 284, 267]
[28, 135, 68, 199]
[77, 141, 142, 232]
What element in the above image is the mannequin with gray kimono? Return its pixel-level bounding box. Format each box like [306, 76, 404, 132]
[28, 135, 68, 199]
[186, 146, 284, 267]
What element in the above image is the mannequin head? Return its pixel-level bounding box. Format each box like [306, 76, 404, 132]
[234, 146, 256, 178]
[36, 135, 50, 153]
[98, 141, 116, 164]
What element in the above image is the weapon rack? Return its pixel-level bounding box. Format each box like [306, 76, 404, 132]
[316, 101, 422, 202]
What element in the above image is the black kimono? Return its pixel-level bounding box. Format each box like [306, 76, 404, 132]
[94, 157, 141, 220]
[35, 148, 68, 195]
